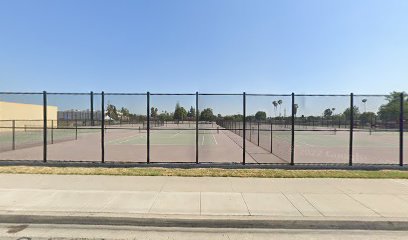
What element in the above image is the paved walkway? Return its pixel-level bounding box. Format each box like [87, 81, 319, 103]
[1, 174, 408, 220]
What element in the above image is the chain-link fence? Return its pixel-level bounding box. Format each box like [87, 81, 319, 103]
[0, 91, 406, 166]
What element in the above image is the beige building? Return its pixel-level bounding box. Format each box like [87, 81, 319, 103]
[0, 101, 58, 132]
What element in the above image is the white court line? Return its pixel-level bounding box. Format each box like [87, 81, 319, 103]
[294, 140, 315, 147]
[212, 134, 218, 145]
[107, 135, 137, 144]
[108, 134, 145, 144]
[118, 135, 144, 144]
[170, 131, 181, 138]
[272, 134, 315, 147]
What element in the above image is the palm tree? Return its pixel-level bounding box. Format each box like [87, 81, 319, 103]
[294, 104, 299, 117]
[362, 99, 367, 112]
[277, 100, 283, 117]
[272, 101, 278, 117]
[331, 108, 336, 127]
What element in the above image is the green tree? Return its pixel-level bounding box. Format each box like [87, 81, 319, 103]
[294, 104, 299, 116]
[158, 111, 172, 121]
[255, 111, 267, 121]
[174, 103, 187, 121]
[277, 100, 283, 116]
[246, 115, 256, 121]
[223, 114, 243, 121]
[119, 107, 130, 120]
[150, 107, 158, 118]
[359, 112, 376, 126]
[187, 106, 196, 119]
[323, 108, 333, 118]
[343, 106, 360, 120]
[106, 103, 119, 121]
[272, 101, 278, 117]
[378, 91, 408, 121]
[200, 108, 215, 121]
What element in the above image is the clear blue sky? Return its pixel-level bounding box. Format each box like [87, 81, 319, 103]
[1, 0, 407, 95]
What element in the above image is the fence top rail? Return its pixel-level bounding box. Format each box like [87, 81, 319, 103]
[47, 92, 91, 95]
[246, 94, 292, 96]
[150, 93, 196, 96]
[198, 93, 243, 96]
[104, 93, 146, 96]
[0, 92, 397, 96]
[0, 92, 43, 95]
[295, 94, 350, 97]
[353, 94, 390, 97]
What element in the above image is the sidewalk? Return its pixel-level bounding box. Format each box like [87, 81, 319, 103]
[1, 174, 408, 229]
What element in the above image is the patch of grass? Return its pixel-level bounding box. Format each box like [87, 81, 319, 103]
[0, 166, 407, 179]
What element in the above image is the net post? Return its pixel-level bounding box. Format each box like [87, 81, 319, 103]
[43, 91, 47, 163]
[147, 91, 150, 164]
[101, 91, 105, 163]
[349, 93, 354, 166]
[196, 91, 199, 164]
[90, 91, 94, 126]
[243, 92, 246, 165]
[12, 120, 15, 150]
[400, 92, 404, 166]
[291, 92, 295, 165]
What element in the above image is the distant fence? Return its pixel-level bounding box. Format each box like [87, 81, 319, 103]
[0, 91, 406, 165]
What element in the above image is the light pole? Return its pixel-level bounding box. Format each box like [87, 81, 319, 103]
[362, 99, 367, 113]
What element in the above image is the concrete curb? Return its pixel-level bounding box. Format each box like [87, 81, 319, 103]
[1, 214, 408, 231]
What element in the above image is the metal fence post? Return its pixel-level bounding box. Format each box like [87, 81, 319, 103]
[400, 92, 404, 166]
[101, 91, 105, 163]
[147, 92, 150, 164]
[43, 91, 47, 162]
[270, 121, 273, 153]
[196, 91, 199, 164]
[257, 122, 260, 146]
[51, 120, 54, 144]
[291, 92, 295, 165]
[75, 119, 78, 140]
[12, 120, 15, 150]
[90, 91, 94, 126]
[243, 92, 246, 165]
[349, 93, 354, 166]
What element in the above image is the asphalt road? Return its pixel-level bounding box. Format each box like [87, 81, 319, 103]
[1, 224, 408, 240]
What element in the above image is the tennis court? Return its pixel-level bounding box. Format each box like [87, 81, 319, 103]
[107, 129, 217, 146]
[238, 125, 406, 165]
[0, 122, 405, 164]
[0, 123, 252, 163]
[0, 91, 406, 165]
